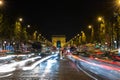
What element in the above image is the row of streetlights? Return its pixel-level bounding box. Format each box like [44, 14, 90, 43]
[14, 17, 53, 49]
[66, 12, 120, 49]
[88, 16, 105, 43]
[17, 17, 50, 43]
[0, 0, 52, 47]
[65, 30, 86, 46]
[65, 16, 108, 51]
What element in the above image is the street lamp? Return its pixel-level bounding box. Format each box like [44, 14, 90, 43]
[19, 17, 23, 22]
[14, 17, 23, 40]
[118, 0, 120, 4]
[19, 17, 23, 40]
[33, 31, 37, 41]
[97, 16, 104, 44]
[77, 34, 80, 45]
[0, 0, 3, 6]
[81, 31, 86, 44]
[115, 0, 120, 7]
[37, 34, 41, 41]
[27, 25, 30, 28]
[98, 17, 102, 21]
[88, 25, 94, 43]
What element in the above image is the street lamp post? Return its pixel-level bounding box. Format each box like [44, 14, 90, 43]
[77, 34, 80, 45]
[97, 16, 105, 44]
[81, 31, 86, 44]
[98, 17, 102, 43]
[26, 24, 31, 40]
[19, 17, 23, 41]
[37, 34, 41, 42]
[81, 31, 83, 44]
[33, 31, 37, 41]
[14, 17, 23, 41]
[88, 25, 94, 43]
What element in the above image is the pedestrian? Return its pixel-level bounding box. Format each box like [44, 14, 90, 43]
[60, 47, 64, 59]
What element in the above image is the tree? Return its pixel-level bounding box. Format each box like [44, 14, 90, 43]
[0, 13, 3, 39]
[14, 21, 21, 40]
[21, 27, 28, 41]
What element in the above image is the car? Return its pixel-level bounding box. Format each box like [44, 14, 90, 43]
[111, 53, 120, 61]
[78, 52, 91, 57]
[72, 51, 80, 55]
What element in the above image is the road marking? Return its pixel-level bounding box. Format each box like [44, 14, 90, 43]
[76, 64, 98, 80]
[0, 73, 13, 78]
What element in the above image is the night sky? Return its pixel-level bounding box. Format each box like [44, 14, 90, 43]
[5, 0, 114, 41]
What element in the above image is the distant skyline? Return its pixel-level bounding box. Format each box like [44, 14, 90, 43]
[5, 0, 114, 41]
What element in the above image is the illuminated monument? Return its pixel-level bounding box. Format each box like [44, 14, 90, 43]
[52, 35, 66, 48]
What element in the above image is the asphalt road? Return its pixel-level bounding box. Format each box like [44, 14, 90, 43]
[0, 56, 94, 80]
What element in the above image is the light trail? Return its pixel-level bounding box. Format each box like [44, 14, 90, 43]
[72, 55, 120, 71]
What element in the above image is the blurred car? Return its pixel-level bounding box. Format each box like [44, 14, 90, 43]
[111, 53, 120, 61]
[113, 55, 120, 61]
[79, 52, 91, 57]
[72, 51, 80, 55]
[72, 51, 91, 57]
[108, 49, 120, 61]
